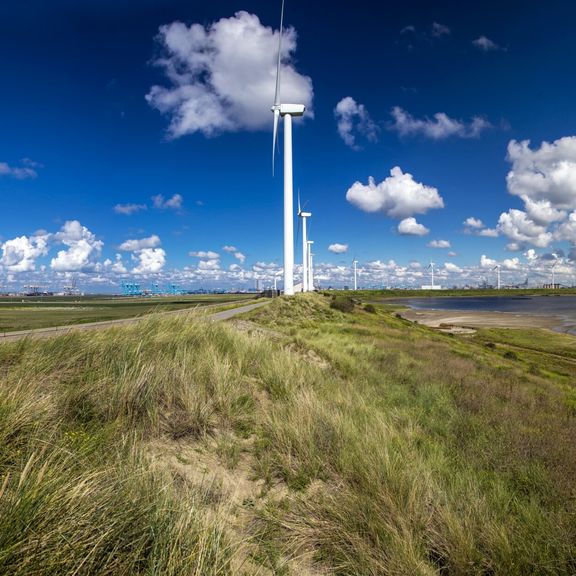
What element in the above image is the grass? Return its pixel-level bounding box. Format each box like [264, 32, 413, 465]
[1, 294, 575, 574]
[0, 293, 256, 332]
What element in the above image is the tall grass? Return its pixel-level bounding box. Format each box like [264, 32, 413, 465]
[1, 296, 576, 574]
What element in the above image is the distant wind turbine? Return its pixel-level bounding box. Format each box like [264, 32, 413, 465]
[493, 265, 501, 290]
[551, 260, 558, 288]
[307, 240, 314, 291]
[427, 262, 436, 288]
[298, 191, 311, 292]
[271, 0, 306, 296]
[352, 257, 358, 291]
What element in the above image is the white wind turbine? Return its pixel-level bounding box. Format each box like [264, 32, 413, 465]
[307, 240, 314, 291]
[551, 260, 558, 288]
[427, 262, 436, 288]
[352, 257, 358, 290]
[493, 265, 501, 290]
[298, 192, 311, 292]
[271, 0, 306, 296]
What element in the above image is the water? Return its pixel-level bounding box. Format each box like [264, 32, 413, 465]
[394, 295, 576, 335]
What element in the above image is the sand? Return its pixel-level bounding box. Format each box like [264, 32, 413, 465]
[399, 308, 561, 332]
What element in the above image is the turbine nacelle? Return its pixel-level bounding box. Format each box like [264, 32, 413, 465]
[277, 103, 306, 117]
[299, 211, 311, 218]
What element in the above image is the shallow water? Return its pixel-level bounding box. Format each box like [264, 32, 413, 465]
[394, 295, 576, 335]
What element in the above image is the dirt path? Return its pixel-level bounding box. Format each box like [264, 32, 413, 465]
[0, 300, 270, 343]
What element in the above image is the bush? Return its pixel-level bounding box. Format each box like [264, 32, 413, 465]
[503, 350, 519, 360]
[330, 296, 355, 313]
[363, 304, 377, 314]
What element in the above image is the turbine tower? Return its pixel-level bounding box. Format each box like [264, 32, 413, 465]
[427, 262, 436, 288]
[271, 0, 306, 296]
[493, 265, 501, 290]
[352, 258, 358, 291]
[551, 261, 558, 288]
[298, 192, 311, 292]
[307, 240, 314, 291]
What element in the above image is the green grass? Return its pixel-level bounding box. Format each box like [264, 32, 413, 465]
[1, 294, 575, 574]
[0, 293, 255, 332]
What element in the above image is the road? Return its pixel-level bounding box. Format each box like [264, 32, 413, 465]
[0, 300, 270, 343]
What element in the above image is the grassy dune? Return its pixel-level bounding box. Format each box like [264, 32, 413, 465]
[0, 295, 575, 574]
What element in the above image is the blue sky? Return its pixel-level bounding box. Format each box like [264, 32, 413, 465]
[1, 0, 576, 291]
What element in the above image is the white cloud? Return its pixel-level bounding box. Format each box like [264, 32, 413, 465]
[497, 209, 553, 248]
[114, 203, 147, 215]
[198, 259, 221, 271]
[146, 12, 313, 138]
[132, 248, 166, 274]
[398, 217, 429, 236]
[233, 251, 246, 264]
[472, 36, 502, 51]
[119, 235, 161, 251]
[0, 160, 39, 179]
[190, 250, 219, 259]
[152, 194, 183, 210]
[0, 233, 50, 272]
[431, 22, 450, 37]
[444, 262, 462, 273]
[346, 166, 444, 219]
[51, 221, 103, 272]
[328, 243, 349, 254]
[480, 254, 497, 268]
[104, 254, 127, 274]
[507, 137, 576, 213]
[464, 216, 484, 229]
[334, 97, 378, 149]
[389, 107, 491, 140]
[557, 211, 576, 243]
[222, 245, 237, 253]
[478, 228, 499, 237]
[427, 239, 451, 248]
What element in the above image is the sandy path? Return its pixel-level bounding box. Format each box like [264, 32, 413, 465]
[0, 301, 269, 343]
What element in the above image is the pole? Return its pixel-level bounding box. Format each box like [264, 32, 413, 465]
[302, 216, 308, 292]
[309, 250, 314, 291]
[431, 264, 434, 288]
[353, 261, 357, 291]
[283, 113, 294, 296]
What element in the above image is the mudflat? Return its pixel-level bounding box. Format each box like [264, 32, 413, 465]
[399, 308, 562, 331]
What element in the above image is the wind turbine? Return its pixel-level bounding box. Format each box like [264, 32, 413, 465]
[271, 0, 306, 296]
[493, 265, 501, 290]
[352, 257, 358, 291]
[298, 192, 311, 292]
[307, 240, 314, 291]
[427, 262, 436, 288]
[551, 260, 558, 288]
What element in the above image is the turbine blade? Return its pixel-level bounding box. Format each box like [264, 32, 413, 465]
[297, 188, 301, 214]
[274, 0, 285, 106]
[272, 108, 280, 175]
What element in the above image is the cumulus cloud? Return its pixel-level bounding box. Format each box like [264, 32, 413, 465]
[132, 248, 166, 274]
[0, 233, 50, 272]
[0, 160, 39, 179]
[463, 216, 499, 237]
[328, 243, 349, 254]
[558, 211, 576, 243]
[398, 217, 429, 236]
[198, 259, 221, 271]
[104, 254, 127, 274]
[146, 12, 313, 138]
[346, 166, 444, 219]
[472, 36, 502, 51]
[431, 22, 450, 37]
[233, 251, 246, 264]
[427, 239, 451, 248]
[190, 250, 219, 259]
[497, 209, 553, 249]
[222, 245, 237, 253]
[152, 194, 183, 210]
[389, 107, 491, 140]
[464, 217, 484, 229]
[444, 262, 462, 273]
[114, 203, 147, 215]
[51, 221, 103, 272]
[334, 97, 378, 149]
[119, 235, 161, 251]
